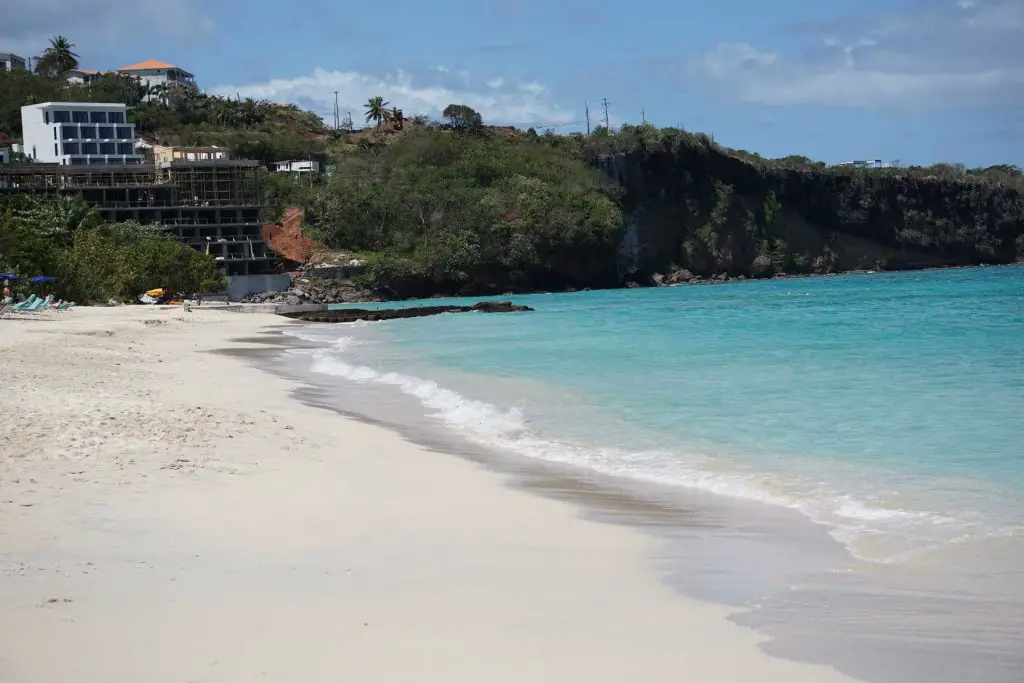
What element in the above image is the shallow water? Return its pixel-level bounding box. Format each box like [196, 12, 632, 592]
[280, 266, 1024, 682]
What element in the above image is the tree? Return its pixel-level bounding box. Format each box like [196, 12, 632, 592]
[442, 104, 483, 133]
[391, 106, 404, 130]
[35, 35, 79, 77]
[364, 96, 392, 129]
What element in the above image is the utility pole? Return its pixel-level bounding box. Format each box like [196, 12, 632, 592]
[585, 101, 591, 135]
[333, 91, 340, 129]
[601, 98, 610, 130]
[642, 108, 645, 124]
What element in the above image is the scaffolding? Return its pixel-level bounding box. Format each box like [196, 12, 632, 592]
[159, 160, 261, 207]
[0, 160, 274, 276]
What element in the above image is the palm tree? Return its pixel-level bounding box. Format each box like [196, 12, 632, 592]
[35, 35, 79, 76]
[364, 96, 392, 129]
[51, 196, 102, 236]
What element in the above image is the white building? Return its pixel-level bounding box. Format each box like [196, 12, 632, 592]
[0, 52, 27, 72]
[63, 69, 101, 85]
[834, 160, 891, 169]
[21, 102, 143, 166]
[274, 159, 320, 174]
[116, 59, 196, 94]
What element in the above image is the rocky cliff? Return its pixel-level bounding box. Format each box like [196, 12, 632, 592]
[596, 142, 1024, 282]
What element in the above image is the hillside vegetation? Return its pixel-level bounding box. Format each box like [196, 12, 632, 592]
[2, 55, 1022, 298]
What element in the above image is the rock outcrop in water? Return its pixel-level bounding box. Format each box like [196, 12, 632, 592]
[281, 301, 533, 323]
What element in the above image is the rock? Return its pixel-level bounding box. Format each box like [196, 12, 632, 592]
[471, 301, 534, 313]
[285, 295, 302, 305]
[714, 272, 729, 281]
[651, 273, 665, 286]
[663, 268, 695, 285]
[750, 255, 774, 278]
[284, 300, 533, 324]
[625, 281, 642, 288]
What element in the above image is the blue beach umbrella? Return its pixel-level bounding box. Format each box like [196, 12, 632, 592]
[1, 273, 21, 281]
[28, 276, 56, 283]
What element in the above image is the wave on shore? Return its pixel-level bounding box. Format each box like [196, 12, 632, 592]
[288, 330, 1006, 564]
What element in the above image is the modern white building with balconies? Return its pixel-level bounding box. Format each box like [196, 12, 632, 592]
[21, 102, 143, 166]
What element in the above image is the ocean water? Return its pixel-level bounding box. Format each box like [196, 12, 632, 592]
[279, 266, 1024, 682]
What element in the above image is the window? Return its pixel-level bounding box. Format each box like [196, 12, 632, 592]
[63, 142, 80, 154]
[72, 110, 89, 123]
[54, 143, 58, 156]
[71, 157, 87, 166]
[89, 157, 105, 165]
[116, 126, 132, 139]
[61, 125, 76, 139]
[81, 142, 98, 155]
[79, 126, 96, 139]
[117, 143, 134, 155]
[53, 110, 70, 123]
[89, 111, 107, 123]
[53, 127, 57, 139]
[108, 111, 125, 124]
[98, 126, 114, 138]
[100, 143, 115, 155]
[44, 111, 50, 124]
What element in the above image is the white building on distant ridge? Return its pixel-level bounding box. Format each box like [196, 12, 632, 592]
[21, 102, 143, 166]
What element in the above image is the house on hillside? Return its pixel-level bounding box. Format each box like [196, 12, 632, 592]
[833, 160, 891, 169]
[0, 52, 28, 72]
[64, 69, 101, 85]
[116, 60, 197, 95]
[274, 159, 320, 174]
[151, 144, 229, 166]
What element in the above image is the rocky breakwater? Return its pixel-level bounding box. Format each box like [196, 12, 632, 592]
[280, 301, 534, 324]
[243, 277, 381, 306]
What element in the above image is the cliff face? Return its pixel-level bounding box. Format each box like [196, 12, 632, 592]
[597, 146, 1024, 281]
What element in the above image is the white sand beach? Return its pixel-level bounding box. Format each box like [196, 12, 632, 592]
[0, 306, 862, 682]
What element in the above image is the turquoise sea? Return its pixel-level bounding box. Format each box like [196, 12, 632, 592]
[281, 265, 1024, 682]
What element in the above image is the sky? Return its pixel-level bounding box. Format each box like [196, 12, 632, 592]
[1, 0, 1021, 167]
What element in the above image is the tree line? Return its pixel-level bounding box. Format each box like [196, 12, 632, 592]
[1, 196, 224, 303]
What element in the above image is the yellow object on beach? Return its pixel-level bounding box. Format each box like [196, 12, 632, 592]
[145, 288, 164, 297]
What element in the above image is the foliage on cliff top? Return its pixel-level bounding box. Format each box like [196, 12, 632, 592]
[298, 127, 623, 296]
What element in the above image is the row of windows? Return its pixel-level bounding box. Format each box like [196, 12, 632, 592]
[46, 110, 126, 124]
[60, 142, 135, 155]
[68, 157, 141, 166]
[58, 124, 133, 140]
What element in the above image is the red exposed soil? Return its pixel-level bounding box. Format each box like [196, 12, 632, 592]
[262, 207, 323, 265]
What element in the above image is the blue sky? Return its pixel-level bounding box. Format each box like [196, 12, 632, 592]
[3, 0, 1021, 166]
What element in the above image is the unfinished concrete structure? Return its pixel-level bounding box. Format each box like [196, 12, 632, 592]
[0, 160, 276, 277]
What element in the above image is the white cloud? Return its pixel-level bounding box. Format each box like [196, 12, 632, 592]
[0, 0, 213, 60]
[211, 68, 575, 126]
[486, 77, 505, 88]
[690, 0, 1024, 109]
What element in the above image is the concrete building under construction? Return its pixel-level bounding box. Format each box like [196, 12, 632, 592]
[0, 159, 278, 279]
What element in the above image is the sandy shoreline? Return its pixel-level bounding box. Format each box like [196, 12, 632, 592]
[0, 306, 861, 682]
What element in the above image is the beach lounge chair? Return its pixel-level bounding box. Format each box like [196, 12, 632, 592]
[11, 294, 39, 311]
[57, 301, 76, 311]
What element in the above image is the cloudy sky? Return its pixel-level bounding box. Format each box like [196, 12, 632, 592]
[1, 0, 1020, 165]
